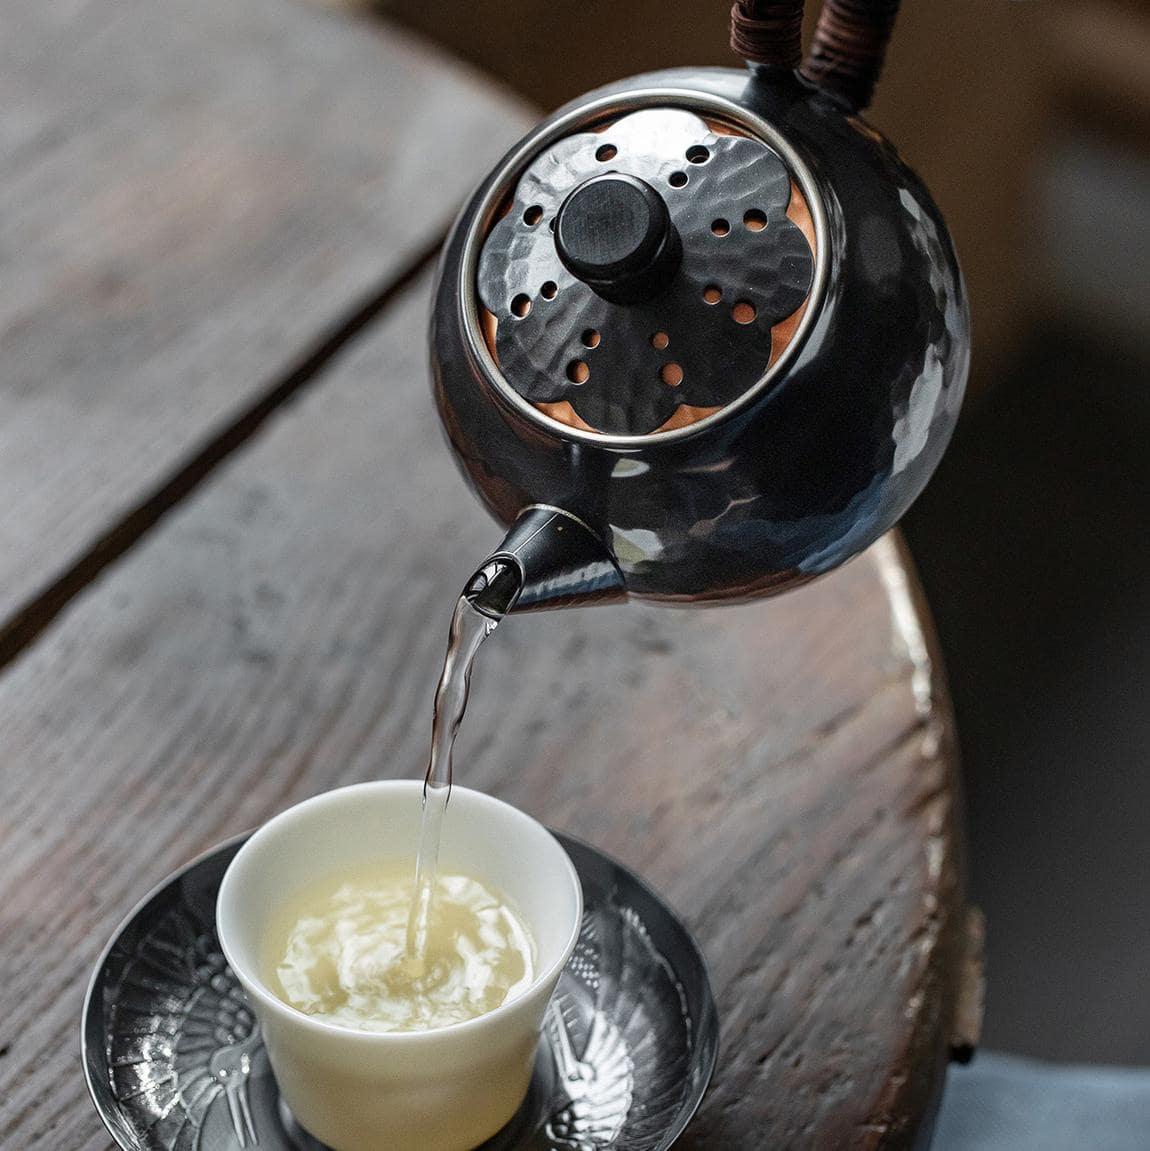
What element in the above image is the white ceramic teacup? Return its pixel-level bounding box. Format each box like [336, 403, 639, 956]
[217, 781, 582, 1151]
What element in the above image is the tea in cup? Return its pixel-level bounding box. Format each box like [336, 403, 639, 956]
[217, 780, 582, 1151]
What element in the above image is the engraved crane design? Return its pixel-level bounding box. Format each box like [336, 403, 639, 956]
[107, 908, 263, 1149]
[94, 853, 708, 1151]
[543, 900, 693, 1151]
[208, 1027, 261, 1147]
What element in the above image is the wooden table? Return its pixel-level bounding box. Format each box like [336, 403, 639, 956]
[0, 0, 981, 1146]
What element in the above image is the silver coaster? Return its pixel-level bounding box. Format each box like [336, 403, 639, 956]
[83, 832, 718, 1150]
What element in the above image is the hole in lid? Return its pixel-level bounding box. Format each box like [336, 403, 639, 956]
[669, 171, 688, 188]
[660, 362, 684, 386]
[511, 293, 531, 318]
[711, 218, 730, 237]
[703, 285, 722, 304]
[743, 209, 767, 232]
[732, 300, 757, 324]
[567, 359, 590, 383]
[686, 145, 710, 164]
[523, 204, 544, 226]
[650, 331, 669, 350]
[541, 281, 558, 300]
[581, 328, 601, 349]
[596, 144, 617, 162]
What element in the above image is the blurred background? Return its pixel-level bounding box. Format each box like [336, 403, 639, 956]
[354, 0, 1150, 1064]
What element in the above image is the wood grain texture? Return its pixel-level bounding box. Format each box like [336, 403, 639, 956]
[0, 274, 966, 1149]
[0, 0, 528, 632]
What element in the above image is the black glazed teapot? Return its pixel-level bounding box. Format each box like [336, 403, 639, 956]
[430, 0, 968, 613]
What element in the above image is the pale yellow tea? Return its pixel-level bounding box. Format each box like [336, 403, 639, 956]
[262, 859, 535, 1032]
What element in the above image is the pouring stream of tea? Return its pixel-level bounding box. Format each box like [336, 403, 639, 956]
[405, 594, 501, 971]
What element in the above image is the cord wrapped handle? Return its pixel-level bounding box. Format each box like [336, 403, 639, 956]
[800, 0, 902, 110]
[730, 0, 902, 111]
[729, 0, 806, 69]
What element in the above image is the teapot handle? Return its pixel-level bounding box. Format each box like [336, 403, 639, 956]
[730, 0, 806, 70]
[729, 0, 902, 112]
[800, 0, 903, 110]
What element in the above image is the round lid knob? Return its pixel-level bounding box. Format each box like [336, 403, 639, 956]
[554, 173, 682, 304]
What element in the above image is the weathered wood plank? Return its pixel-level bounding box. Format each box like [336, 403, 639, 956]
[0, 275, 964, 1148]
[0, 0, 529, 634]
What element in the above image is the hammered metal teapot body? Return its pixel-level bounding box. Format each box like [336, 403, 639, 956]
[431, 56, 969, 612]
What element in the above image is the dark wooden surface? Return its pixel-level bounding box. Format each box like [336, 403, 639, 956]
[0, 3, 974, 1148]
[0, 0, 526, 643]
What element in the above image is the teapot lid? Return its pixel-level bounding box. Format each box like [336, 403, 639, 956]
[473, 102, 824, 439]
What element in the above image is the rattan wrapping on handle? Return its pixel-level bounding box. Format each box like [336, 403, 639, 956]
[799, 0, 902, 110]
[729, 0, 806, 69]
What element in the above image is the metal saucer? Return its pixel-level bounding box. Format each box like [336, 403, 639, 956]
[83, 831, 718, 1150]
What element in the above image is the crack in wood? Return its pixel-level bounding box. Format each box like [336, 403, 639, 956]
[0, 236, 445, 675]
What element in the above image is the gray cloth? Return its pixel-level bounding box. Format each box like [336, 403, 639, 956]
[934, 1052, 1150, 1151]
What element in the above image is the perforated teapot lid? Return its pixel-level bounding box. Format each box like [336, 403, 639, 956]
[475, 106, 820, 438]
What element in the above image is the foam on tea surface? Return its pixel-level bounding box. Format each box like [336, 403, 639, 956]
[264, 859, 535, 1032]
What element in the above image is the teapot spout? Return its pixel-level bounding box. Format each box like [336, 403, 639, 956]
[464, 506, 626, 617]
